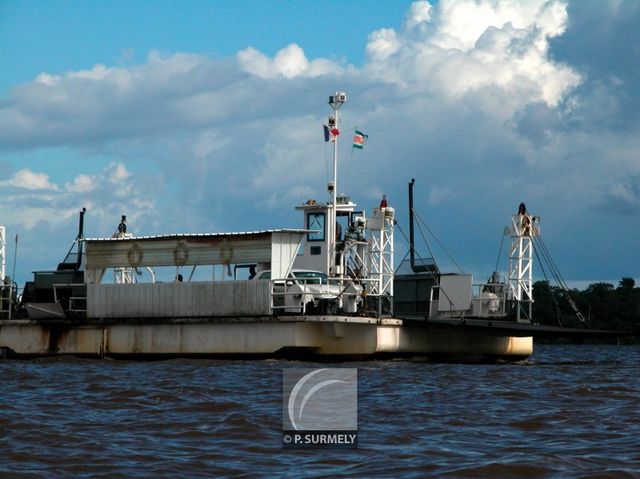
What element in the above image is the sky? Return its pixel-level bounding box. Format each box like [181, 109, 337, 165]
[1, 0, 639, 289]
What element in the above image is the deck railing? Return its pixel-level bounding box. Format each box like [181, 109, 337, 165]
[429, 282, 509, 319]
[268, 276, 391, 316]
[0, 283, 15, 319]
[53, 283, 87, 313]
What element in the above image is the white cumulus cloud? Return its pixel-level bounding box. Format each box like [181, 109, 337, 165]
[0, 0, 638, 282]
[364, 0, 580, 109]
[366, 29, 401, 61]
[65, 174, 95, 193]
[1, 169, 59, 191]
[405, 1, 433, 30]
[237, 43, 343, 79]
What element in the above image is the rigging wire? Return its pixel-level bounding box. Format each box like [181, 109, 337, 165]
[532, 239, 564, 326]
[493, 231, 506, 273]
[538, 235, 587, 322]
[534, 236, 569, 291]
[393, 221, 430, 274]
[414, 210, 464, 274]
[411, 207, 439, 270]
[533, 236, 569, 308]
[532, 234, 587, 322]
[345, 145, 353, 194]
[394, 249, 412, 274]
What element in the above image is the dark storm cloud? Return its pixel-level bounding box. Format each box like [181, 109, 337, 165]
[550, 0, 640, 129]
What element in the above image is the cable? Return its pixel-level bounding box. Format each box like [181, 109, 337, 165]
[412, 208, 439, 269]
[393, 248, 412, 274]
[394, 222, 433, 273]
[414, 210, 464, 274]
[494, 232, 506, 273]
[532, 234, 587, 323]
[532, 239, 564, 326]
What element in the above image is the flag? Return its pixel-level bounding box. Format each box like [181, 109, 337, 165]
[323, 125, 340, 142]
[352, 130, 368, 149]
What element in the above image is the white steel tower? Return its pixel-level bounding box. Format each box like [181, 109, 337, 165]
[367, 200, 395, 315]
[508, 206, 538, 323]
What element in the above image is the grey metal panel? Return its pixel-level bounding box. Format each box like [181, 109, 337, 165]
[87, 281, 271, 318]
[438, 274, 473, 312]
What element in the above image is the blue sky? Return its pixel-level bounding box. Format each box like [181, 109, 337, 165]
[1, 0, 639, 289]
[0, 1, 403, 93]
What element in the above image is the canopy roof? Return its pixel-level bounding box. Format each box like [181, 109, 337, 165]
[84, 229, 308, 283]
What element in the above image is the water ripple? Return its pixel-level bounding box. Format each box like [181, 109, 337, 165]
[0, 345, 639, 477]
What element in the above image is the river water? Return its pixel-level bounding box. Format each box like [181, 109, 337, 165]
[1, 345, 639, 478]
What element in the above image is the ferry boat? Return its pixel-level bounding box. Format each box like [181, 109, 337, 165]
[0, 92, 536, 360]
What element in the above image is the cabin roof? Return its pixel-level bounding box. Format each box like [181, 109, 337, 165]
[83, 228, 310, 242]
[83, 229, 309, 282]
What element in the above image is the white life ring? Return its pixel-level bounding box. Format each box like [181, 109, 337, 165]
[173, 241, 189, 266]
[220, 243, 233, 264]
[127, 243, 143, 267]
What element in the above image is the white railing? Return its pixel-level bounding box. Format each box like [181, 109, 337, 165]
[0, 283, 15, 319]
[267, 277, 368, 315]
[429, 282, 509, 319]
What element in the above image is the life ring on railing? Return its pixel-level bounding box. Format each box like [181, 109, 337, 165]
[220, 243, 233, 264]
[173, 241, 189, 266]
[127, 243, 143, 267]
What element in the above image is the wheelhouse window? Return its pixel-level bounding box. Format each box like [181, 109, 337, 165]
[307, 213, 325, 242]
[292, 271, 329, 284]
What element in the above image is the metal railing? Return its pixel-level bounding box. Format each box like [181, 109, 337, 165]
[0, 283, 15, 319]
[429, 282, 509, 319]
[267, 277, 367, 315]
[53, 283, 87, 313]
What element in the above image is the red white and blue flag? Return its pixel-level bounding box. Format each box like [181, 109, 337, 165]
[323, 125, 340, 142]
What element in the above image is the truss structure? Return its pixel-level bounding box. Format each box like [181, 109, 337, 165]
[367, 207, 394, 315]
[508, 214, 537, 323]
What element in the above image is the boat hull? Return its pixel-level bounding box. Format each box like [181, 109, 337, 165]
[0, 317, 532, 361]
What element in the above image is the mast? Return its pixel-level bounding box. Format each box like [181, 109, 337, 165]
[408, 178, 417, 272]
[76, 208, 86, 270]
[0, 226, 5, 282]
[328, 91, 346, 277]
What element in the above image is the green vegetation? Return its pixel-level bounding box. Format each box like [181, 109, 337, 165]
[532, 278, 640, 334]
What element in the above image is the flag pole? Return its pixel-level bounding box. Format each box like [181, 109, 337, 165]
[328, 92, 346, 278]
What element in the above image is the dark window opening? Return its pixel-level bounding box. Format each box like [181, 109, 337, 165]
[307, 213, 325, 242]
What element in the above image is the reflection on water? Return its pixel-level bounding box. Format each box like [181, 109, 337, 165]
[1, 345, 639, 478]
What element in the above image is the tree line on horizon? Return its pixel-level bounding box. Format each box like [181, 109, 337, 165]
[532, 278, 640, 335]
